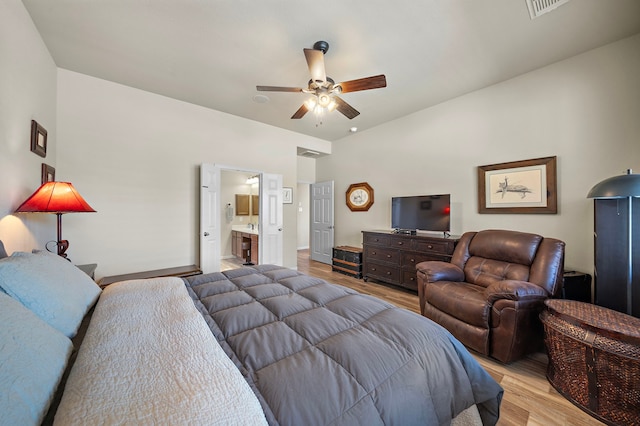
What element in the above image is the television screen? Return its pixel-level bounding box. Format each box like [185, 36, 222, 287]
[391, 194, 451, 232]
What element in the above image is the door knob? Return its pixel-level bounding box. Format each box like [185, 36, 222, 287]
[204, 232, 210, 236]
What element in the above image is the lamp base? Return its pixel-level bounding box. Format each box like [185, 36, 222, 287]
[46, 239, 70, 259]
[57, 240, 69, 258]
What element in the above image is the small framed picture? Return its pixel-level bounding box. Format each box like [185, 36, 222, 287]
[283, 187, 293, 204]
[30, 120, 47, 158]
[41, 163, 55, 184]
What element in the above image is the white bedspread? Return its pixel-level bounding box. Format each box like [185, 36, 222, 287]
[54, 277, 268, 425]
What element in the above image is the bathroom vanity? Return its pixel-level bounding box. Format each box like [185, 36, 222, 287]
[231, 226, 259, 264]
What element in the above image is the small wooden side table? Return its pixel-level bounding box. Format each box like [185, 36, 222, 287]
[562, 270, 592, 303]
[76, 263, 97, 280]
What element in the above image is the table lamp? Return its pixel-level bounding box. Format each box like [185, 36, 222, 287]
[15, 181, 96, 258]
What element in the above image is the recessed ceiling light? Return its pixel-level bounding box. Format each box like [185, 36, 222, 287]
[252, 94, 270, 104]
[349, 127, 358, 133]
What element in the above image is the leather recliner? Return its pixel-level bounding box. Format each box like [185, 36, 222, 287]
[416, 229, 565, 363]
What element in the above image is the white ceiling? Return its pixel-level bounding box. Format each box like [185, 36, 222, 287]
[22, 0, 640, 142]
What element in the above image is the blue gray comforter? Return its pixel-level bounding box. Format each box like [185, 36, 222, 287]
[184, 265, 502, 425]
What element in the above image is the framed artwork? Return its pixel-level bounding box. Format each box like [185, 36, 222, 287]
[41, 163, 55, 184]
[478, 156, 557, 214]
[283, 187, 293, 204]
[346, 182, 374, 212]
[30, 120, 47, 158]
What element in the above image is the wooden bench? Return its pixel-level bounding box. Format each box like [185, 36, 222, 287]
[99, 264, 202, 287]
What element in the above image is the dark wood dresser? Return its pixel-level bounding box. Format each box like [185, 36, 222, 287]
[362, 230, 458, 291]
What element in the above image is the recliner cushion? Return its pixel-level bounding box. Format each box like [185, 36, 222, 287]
[425, 281, 490, 328]
[467, 230, 542, 266]
[463, 257, 531, 288]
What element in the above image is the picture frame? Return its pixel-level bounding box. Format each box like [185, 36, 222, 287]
[283, 187, 293, 204]
[41, 163, 55, 184]
[30, 120, 47, 158]
[478, 156, 557, 214]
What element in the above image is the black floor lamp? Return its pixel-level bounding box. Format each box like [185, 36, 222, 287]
[588, 169, 640, 316]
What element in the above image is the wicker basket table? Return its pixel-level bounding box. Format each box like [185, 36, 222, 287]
[541, 300, 640, 425]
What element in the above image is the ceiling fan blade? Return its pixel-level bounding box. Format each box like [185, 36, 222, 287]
[291, 104, 309, 119]
[256, 85, 303, 92]
[334, 96, 360, 119]
[304, 48, 326, 84]
[337, 74, 387, 93]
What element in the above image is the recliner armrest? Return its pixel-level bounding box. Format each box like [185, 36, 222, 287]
[486, 280, 549, 303]
[415, 261, 464, 283]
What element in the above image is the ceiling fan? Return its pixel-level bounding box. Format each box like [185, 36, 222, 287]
[256, 41, 386, 120]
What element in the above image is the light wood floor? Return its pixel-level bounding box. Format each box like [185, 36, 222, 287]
[222, 251, 603, 426]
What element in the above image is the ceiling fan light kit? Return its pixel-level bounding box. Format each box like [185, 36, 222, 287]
[257, 41, 386, 123]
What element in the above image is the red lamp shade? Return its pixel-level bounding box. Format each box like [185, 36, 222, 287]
[15, 182, 96, 258]
[15, 181, 96, 213]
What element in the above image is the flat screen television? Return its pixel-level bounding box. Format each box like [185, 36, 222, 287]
[391, 194, 451, 233]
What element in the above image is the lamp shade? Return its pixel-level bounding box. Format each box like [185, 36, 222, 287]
[15, 182, 96, 213]
[587, 169, 640, 199]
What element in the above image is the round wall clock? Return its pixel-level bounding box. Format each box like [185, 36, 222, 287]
[346, 182, 374, 212]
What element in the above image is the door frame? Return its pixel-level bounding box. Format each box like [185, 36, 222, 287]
[200, 163, 284, 272]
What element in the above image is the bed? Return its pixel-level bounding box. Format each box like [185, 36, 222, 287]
[0, 244, 502, 425]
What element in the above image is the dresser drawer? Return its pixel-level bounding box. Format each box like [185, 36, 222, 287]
[413, 239, 452, 255]
[365, 262, 401, 283]
[401, 270, 419, 291]
[364, 246, 400, 265]
[363, 233, 391, 246]
[389, 236, 412, 249]
[401, 252, 440, 268]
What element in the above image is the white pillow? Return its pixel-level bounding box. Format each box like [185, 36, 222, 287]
[0, 291, 73, 426]
[0, 251, 101, 337]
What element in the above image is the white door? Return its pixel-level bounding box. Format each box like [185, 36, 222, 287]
[200, 163, 220, 273]
[310, 181, 334, 264]
[260, 173, 284, 265]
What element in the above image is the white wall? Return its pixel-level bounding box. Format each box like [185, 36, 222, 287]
[0, 0, 58, 254]
[296, 156, 316, 250]
[317, 33, 640, 275]
[296, 183, 310, 249]
[56, 69, 329, 279]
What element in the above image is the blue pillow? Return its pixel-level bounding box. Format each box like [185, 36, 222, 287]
[0, 251, 101, 337]
[0, 291, 73, 425]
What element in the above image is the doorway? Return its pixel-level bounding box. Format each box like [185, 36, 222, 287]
[220, 169, 260, 268]
[200, 163, 283, 274]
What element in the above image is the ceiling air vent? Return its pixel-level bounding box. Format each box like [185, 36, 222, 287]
[300, 150, 320, 158]
[526, 0, 571, 19]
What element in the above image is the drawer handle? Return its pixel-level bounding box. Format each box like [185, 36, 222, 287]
[397, 242, 404, 245]
[428, 245, 433, 249]
[386, 254, 392, 258]
[410, 258, 415, 263]
[386, 271, 392, 275]
[409, 277, 415, 281]
[372, 251, 377, 255]
[372, 267, 377, 271]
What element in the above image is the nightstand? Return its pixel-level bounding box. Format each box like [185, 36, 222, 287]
[562, 270, 592, 303]
[76, 263, 97, 280]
